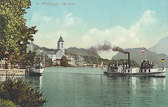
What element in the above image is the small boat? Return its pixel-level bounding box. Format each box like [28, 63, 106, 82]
[29, 62, 45, 76]
[28, 55, 45, 76]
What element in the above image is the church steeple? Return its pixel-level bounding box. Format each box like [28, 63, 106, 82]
[57, 36, 64, 51]
[58, 36, 64, 42]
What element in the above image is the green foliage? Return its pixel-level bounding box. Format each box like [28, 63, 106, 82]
[0, 0, 37, 64]
[8, 51, 36, 68]
[83, 56, 101, 64]
[0, 99, 18, 107]
[0, 78, 46, 106]
[65, 47, 100, 57]
[60, 56, 69, 67]
[45, 55, 53, 67]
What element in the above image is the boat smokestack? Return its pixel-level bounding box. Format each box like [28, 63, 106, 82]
[112, 47, 130, 68]
[128, 52, 130, 68]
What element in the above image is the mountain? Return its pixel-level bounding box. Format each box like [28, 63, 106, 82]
[149, 36, 168, 55]
[112, 48, 168, 67]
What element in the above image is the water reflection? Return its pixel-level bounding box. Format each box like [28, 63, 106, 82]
[0, 76, 43, 91]
[106, 76, 166, 107]
[107, 76, 166, 91]
[0, 67, 167, 107]
[132, 77, 136, 94]
[25, 76, 43, 90]
[135, 77, 166, 91]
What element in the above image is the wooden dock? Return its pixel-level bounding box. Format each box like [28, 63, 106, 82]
[0, 69, 27, 76]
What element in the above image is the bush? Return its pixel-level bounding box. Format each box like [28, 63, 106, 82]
[60, 56, 69, 67]
[0, 99, 17, 107]
[0, 78, 46, 106]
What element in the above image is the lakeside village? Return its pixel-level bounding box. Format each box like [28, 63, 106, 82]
[45, 36, 88, 67]
[0, 35, 166, 77]
[0, 36, 104, 76]
[44, 36, 105, 67]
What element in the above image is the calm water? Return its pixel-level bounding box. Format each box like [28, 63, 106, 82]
[1, 67, 168, 107]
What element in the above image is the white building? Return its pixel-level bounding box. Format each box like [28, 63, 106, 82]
[46, 36, 65, 65]
[46, 36, 78, 66]
[65, 53, 76, 66]
[75, 55, 86, 66]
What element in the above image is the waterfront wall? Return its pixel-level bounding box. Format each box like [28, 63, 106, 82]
[0, 69, 27, 76]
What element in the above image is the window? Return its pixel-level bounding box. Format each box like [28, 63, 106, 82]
[61, 43, 63, 48]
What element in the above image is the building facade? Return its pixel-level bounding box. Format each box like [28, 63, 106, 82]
[46, 36, 65, 65]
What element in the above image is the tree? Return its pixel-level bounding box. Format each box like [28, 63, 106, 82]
[45, 55, 53, 67]
[60, 56, 69, 67]
[0, 78, 46, 106]
[0, 99, 17, 107]
[0, 0, 37, 65]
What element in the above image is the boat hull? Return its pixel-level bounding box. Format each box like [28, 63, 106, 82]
[29, 67, 44, 76]
[104, 71, 166, 77]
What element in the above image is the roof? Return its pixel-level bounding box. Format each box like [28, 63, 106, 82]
[46, 49, 62, 55]
[58, 36, 64, 42]
[46, 51, 55, 55]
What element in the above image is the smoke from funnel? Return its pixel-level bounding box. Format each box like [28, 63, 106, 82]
[112, 46, 130, 68]
[89, 42, 112, 55]
[112, 47, 129, 54]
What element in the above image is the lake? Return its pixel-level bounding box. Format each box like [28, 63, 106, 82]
[1, 67, 167, 107]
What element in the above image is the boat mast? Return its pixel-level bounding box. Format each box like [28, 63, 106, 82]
[141, 48, 147, 61]
[161, 58, 165, 69]
[144, 51, 147, 61]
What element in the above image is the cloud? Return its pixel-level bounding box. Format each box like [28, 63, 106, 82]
[140, 10, 156, 24]
[27, 12, 84, 48]
[79, 10, 158, 49]
[69, 10, 159, 59]
[64, 13, 82, 26]
[29, 12, 53, 25]
[28, 12, 83, 29]
[130, 10, 156, 33]
[43, 16, 53, 23]
[27, 10, 166, 59]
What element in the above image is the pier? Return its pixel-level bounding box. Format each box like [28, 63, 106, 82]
[0, 69, 27, 76]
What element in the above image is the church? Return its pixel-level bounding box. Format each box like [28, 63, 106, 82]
[46, 36, 65, 65]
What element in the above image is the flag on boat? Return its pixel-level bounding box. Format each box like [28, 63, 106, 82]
[100, 61, 103, 69]
[161, 59, 165, 62]
[141, 48, 146, 53]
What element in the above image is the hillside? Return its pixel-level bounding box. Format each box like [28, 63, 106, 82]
[112, 48, 168, 67]
[27, 44, 100, 57]
[65, 47, 100, 57]
[66, 47, 103, 64]
[149, 36, 168, 55]
[27, 44, 56, 55]
[27, 44, 139, 65]
[27, 44, 102, 64]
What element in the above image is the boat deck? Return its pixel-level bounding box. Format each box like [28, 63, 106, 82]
[104, 71, 166, 77]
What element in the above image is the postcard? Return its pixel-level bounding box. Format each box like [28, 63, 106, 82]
[0, 0, 168, 107]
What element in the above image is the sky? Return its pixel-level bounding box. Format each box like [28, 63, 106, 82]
[25, 0, 168, 59]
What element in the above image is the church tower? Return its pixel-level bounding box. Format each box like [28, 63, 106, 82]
[57, 36, 64, 52]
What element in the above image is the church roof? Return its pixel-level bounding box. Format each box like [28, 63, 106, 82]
[46, 51, 56, 55]
[58, 36, 64, 42]
[46, 49, 63, 55]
